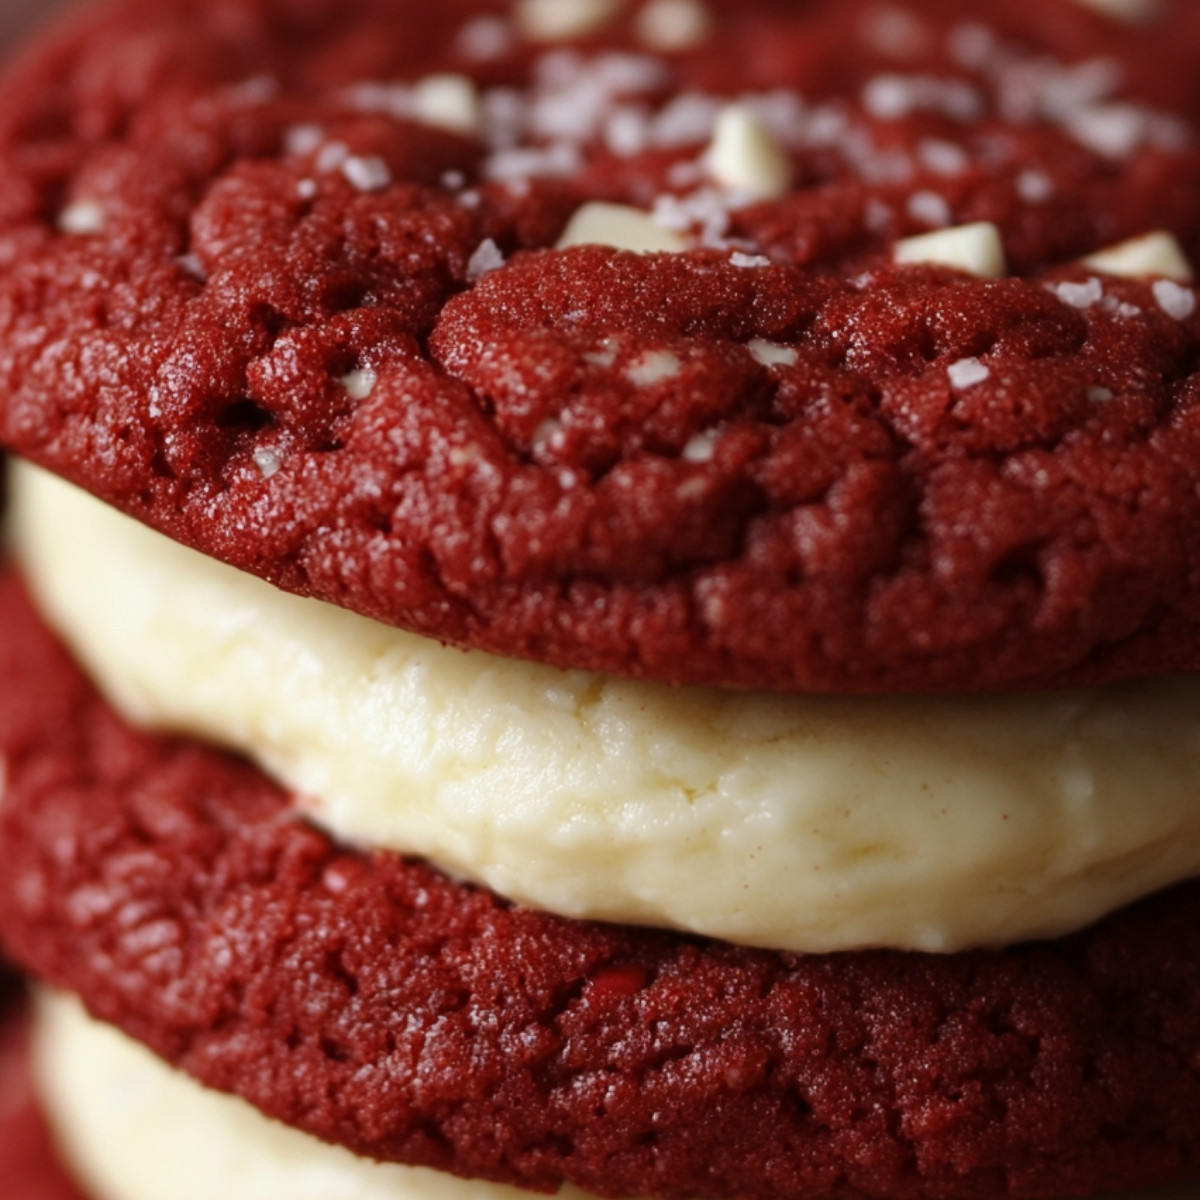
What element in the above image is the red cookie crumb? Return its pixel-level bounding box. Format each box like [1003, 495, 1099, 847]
[2, 567, 1200, 1200]
[3, 0, 1200, 690]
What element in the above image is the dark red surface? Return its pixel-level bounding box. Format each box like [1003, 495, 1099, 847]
[3, 0, 1200, 691]
[2, 568, 1200, 1200]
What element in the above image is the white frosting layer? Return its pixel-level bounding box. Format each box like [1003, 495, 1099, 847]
[34, 994, 1200, 1200]
[34, 993, 593, 1200]
[13, 461, 1200, 954]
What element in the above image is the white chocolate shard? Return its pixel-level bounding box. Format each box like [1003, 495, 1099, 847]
[411, 74, 483, 135]
[1069, 0, 1160, 22]
[1081, 231, 1195, 282]
[705, 104, 793, 200]
[893, 221, 1008, 278]
[556, 201, 688, 252]
[634, 0, 714, 52]
[339, 368, 378, 400]
[748, 338, 798, 367]
[58, 200, 106, 235]
[515, 0, 623, 42]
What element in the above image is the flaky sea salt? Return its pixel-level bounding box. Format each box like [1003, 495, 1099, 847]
[253, 448, 283, 479]
[342, 155, 392, 192]
[1051, 278, 1104, 309]
[467, 238, 507, 281]
[1153, 279, 1197, 321]
[457, 15, 515, 60]
[907, 190, 952, 228]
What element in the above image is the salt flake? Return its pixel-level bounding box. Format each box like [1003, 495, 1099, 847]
[467, 238, 507, 281]
[1153, 279, 1197, 321]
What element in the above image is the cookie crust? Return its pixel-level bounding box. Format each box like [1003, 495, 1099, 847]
[2, 568, 1200, 1200]
[4, 0, 1200, 690]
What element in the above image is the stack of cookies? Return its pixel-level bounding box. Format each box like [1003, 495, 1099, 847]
[2, 1, 1200, 1198]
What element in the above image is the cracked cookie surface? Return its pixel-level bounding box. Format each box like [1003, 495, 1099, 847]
[4, 0, 1200, 689]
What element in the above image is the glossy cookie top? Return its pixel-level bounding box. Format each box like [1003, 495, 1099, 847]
[3, 0, 1200, 691]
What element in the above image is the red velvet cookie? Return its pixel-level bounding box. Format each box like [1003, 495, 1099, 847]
[1, 567, 1200, 1200]
[2, 0, 1200, 690]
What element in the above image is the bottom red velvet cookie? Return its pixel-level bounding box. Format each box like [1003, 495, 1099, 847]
[2, 565, 1200, 1200]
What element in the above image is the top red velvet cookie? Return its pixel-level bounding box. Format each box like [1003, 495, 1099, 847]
[3, 0, 1200, 692]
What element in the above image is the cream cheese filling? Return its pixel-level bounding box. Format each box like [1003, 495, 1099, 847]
[12, 460, 1200, 954]
[33, 993, 1200, 1200]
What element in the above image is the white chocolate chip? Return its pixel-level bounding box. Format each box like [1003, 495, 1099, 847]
[1081, 231, 1195, 282]
[411, 74, 484, 136]
[627, 349, 683, 386]
[58, 200, 106, 235]
[681, 430, 718, 462]
[634, 0, 714, 52]
[947, 357, 990, 389]
[893, 221, 1008, 279]
[340, 368, 378, 400]
[748, 339, 798, 368]
[729, 252, 772, 268]
[705, 104, 792, 200]
[516, 0, 623, 42]
[1068, 0, 1160, 22]
[556, 202, 689, 253]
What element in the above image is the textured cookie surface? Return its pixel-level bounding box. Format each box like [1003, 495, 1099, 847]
[4, 569, 1200, 1200]
[4, 0, 1200, 689]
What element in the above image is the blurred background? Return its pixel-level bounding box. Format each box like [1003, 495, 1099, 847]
[0, 0, 73, 57]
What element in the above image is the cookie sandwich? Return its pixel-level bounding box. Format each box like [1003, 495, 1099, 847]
[3, 1, 1200, 1198]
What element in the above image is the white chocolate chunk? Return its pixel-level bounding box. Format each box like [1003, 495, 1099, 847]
[515, 0, 623, 42]
[556, 201, 688, 252]
[627, 348, 683, 385]
[1081, 231, 1195, 282]
[339, 367, 378, 400]
[1069, 0, 1160, 22]
[58, 200, 106, 235]
[893, 221, 1007, 278]
[947, 357, 990, 388]
[705, 104, 793, 200]
[634, 0, 714, 52]
[748, 338, 798, 367]
[411, 74, 483, 136]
